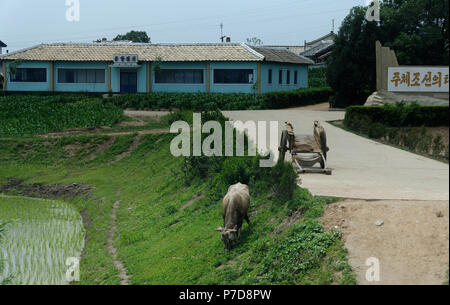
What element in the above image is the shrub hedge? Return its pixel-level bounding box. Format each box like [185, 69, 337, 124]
[109, 87, 333, 111]
[344, 103, 449, 128]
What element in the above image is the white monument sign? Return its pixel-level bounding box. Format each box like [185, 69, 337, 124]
[388, 67, 449, 93]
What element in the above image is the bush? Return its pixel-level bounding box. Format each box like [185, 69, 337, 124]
[432, 134, 445, 157]
[308, 67, 328, 88]
[109, 87, 333, 111]
[368, 122, 387, 139]
[261, 87, 332, 109]
[344, 103, 449, 128]
[403, 128, 420, 151]
[269, 161, 299, 201]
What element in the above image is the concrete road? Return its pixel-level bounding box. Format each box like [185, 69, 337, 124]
[222, 109, 449, 201]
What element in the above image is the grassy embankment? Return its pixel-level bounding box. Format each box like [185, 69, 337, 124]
[0, 95, 355, 285]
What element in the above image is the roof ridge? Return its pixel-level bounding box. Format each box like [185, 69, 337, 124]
[240, 43, 265, 60]
[0, 43, 42, 59]
[39, 42, 247, 47]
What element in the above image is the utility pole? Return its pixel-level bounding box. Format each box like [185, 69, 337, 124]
[220, 22, 226, 42]
[332, 19, 335, 33]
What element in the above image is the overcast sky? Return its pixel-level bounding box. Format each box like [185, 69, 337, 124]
[1, 0, 367, 52]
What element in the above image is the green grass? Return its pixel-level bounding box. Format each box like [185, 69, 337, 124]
[0, 95, 124, 137]
[0, 121, 356, 285]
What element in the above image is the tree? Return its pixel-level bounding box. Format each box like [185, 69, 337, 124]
[246, 37, 263, 46]
[113, 31, 151, 43]
[327, 6, 381, 108]
[381, 0, 448, 65]
[327, 0, 449, 108]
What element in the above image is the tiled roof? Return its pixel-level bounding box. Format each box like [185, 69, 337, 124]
[300, 41, 334, 58]
[0, 42, 312, 65]
[263, 45, 306, 55]
[250, 46, 313, 64]
[0, 42, 266, 62]
[305, 32, 336, 48]
[0, 40, 6, 47]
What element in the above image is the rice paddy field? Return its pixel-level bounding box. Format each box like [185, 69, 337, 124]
[0, 196, 85, 285]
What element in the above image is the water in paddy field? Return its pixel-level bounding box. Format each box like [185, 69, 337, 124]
[0, 196, 85, 285]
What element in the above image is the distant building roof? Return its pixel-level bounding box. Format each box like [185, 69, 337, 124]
[250, 46, 314, 64]
[301, 32, 337, 64]
[262, 45, 306, 54]
[0, 40, 7, 48]
[300, 40, 334, 58]
[0, 42, 311, 65]
[305, 31, 336, 48]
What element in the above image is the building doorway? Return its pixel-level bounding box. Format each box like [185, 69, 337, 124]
[120, 69, 137, 93]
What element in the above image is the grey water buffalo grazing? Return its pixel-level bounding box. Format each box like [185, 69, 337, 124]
[216, 183, 251, 251]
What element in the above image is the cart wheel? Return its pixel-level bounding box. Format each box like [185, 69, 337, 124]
[319, 155, 326, 169]
[278, 130, 288, 162]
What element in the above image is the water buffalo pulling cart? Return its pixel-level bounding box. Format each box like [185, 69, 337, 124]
[278, 121, 332, 175]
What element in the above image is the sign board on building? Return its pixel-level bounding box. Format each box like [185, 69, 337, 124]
[388, 67, 449, 93]
[113, 54, 139, 66]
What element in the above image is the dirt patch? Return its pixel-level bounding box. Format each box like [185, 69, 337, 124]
[179, 194, 205, 211]
[64, 143, 91, 157]
[0, 178, 93, 200]
[275, 210, 304, 234]
[85, 136, 115, 161]
[38, 128, 170, 140]
[107, 198, 130, 285]
[117, 120, 148, 127]
[124, 110, 170, 121]
[429, 127, 449, 147]
[114, 134, 142, 162]
[40, 127, 100, 138]
[321, 199, 449, 285]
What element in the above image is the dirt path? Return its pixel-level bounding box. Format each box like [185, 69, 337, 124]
[115, 134, 142, 162]
[124, 110, 170, 120]
[321, 199, 449, 285]
[107, 199, 130, 285]
[39, 128, 170, 138]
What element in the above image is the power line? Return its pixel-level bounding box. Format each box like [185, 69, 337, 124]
[6, 5, 349, 46]
[4, 0, 341, 44]
[3, 1, 354, 50]
[1, 0, 312, 41]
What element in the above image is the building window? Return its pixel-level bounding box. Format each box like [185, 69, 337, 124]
[287, 70, 291, 85]
[278, 70, 283, 85]
[155, 69, 204, 84]
[294, 71, 298, 85]
[58, 69, 105, 84]
[213, 69, 254, 84]
[10, 68, 47, 82]
[268, 69, 272, 84]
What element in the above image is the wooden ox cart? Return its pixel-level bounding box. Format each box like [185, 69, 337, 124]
[278, 121, 332, 175]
